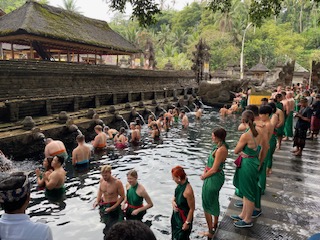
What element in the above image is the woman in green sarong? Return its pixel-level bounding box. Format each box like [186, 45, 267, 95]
[201, 128, 228, 239]
[123, 170, 153, 221]
[171, 166, 195, 240]
[232, 110, 266, 228]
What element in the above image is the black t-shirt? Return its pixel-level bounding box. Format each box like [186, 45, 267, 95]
[296, 107, 312, 130]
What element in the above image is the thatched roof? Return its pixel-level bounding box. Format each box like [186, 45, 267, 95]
[249, 63, 270, 72]
[0, 1, 139, 55]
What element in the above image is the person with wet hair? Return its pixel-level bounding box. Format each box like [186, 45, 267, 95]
[292, 98, 312, 156]
[201, 128, 228, 238]
[93, 165, 125, 233]
[92, 125, 108, 149]
[114, 127, 128, 149]
[274, 93, 285, 150]
[219, 104, 229, 117]
[105, 220, 156, 240]
[129, 122, 141, 146]
[173, 107, 180, 123]
[104, 126, 118, 140]
[171, 166, 195, 240]
[43, 155, 66, 201]
[0, 172, 53, 240]
[122, 169, 153, 221]
[283, 91, 295, 141]
[35, 157, 54, 188]
[147, 114, 156, 128]
[231, 110, 268, 228]
[150, 123, 161, 142]
[180, 110, 189, 129]
[44, 138, 68, 161]
[72, 134, 91, 166]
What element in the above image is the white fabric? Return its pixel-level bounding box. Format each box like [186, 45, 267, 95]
[0, 213, 53, 240]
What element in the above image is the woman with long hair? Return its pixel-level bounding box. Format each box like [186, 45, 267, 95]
[232, 110, 266, 228]
[201, 128, 228, 238]
[35, 157, 54, 188]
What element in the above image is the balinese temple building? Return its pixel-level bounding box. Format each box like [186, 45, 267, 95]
[0, 0, 140, 64]
[247, 62, 270, 81]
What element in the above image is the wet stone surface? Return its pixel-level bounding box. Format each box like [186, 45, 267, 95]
[214, 140, 320, 240]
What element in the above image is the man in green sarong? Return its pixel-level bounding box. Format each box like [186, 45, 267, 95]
[283, 91, 295, 140]
[93, 165, 125, 233]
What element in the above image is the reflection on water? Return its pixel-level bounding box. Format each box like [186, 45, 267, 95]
[0, 109, 242, 240]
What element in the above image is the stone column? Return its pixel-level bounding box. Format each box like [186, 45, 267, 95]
[95, 95, 100, 108]
[8, 102, 19, 122]
[128, 91, 132, 103]
[45, 100, 52, 115]
[141, 92, 145, 101]
[113, 93, 117, 105]
[74, 97, 79, 112]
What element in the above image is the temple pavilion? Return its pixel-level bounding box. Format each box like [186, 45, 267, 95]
[0, 0, 140, 64]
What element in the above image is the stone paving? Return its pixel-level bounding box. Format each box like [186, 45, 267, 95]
[214, 139, 320, 240]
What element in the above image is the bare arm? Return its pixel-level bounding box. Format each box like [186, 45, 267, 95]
[44, 172, 58, 190]
[238, 123, 246, 131]
[201, 147, 227, 179]
[182, 184, 195, 231]
[44, 146, 50, 158]
[134, 186, 153, 214]
[93, 179, 103, 208]
[234, 134, 247, 154]
[276, 109, 285, 128]
[72, 149, 77, 165]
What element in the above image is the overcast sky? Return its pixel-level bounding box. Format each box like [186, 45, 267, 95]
[48, 0, 196, 22]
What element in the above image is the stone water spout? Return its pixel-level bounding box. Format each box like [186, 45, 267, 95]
[115, 113, 130, 129]
[144, 108, 157, 120]
[0, 151, 12, 172]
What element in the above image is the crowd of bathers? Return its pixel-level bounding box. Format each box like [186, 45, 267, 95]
[1, 83, 319, 239]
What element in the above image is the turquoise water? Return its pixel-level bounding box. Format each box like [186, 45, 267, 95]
[1, 109, 242, 240]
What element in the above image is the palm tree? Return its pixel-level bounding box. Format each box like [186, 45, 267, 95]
[62, 0, 81, 13]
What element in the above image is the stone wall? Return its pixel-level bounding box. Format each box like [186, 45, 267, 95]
[0, 60, 197, 122]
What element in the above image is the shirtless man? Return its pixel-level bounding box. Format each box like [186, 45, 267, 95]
[72, 135, 91, 166]
[283, 91, 295, 141]
[104, 126, 118, 140]
[44, 155, 66, 200]
[92, 125, 107, 149]
[156, 114, 164, 131]
[44, 138, 68, 161]
[93, 165, 125, 232]
[129, 122, 140, 146]
[147, 115, 156, 128]
[180, 110, 189, 128]
[195, 106, 203, 120]
[219, 105, 229, 117]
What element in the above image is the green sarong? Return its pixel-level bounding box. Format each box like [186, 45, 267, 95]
[99, 202, 124, 233]
[233, 145, 260, 203]
[126, 183, 146, 221]
[45, 186, 66, 202]
[202, 145, 225, 216]
[171, 179, 192, 240]
[284, 111, 294, 137]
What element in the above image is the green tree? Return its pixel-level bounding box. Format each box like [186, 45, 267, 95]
[0, 0, 48, 13]
[62, 0, 81, 13]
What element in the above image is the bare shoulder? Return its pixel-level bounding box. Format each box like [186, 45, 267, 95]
[185, 183, 194, 196]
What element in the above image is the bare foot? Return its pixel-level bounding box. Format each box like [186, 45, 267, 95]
[200, 231, 214, 239]
[291, 148, 298, 153]
[267, 168, 272, 177]
[282, 137, 288, 141]
[294, 151, 302, 157]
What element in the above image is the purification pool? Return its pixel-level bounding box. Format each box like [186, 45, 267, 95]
[1, 108, 242, 240]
